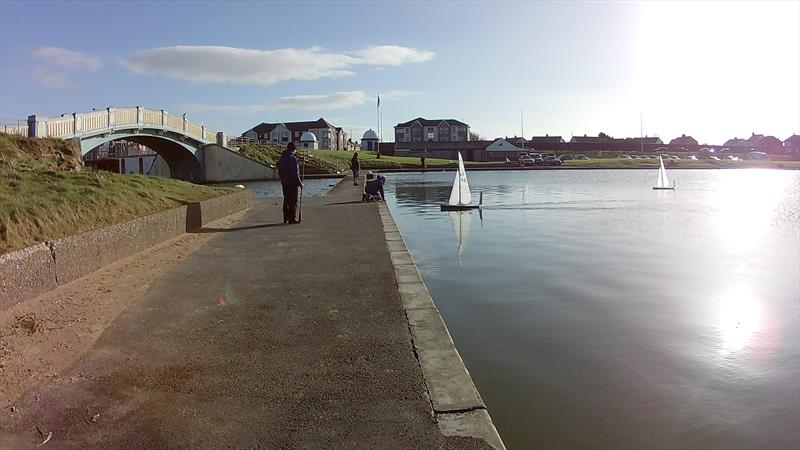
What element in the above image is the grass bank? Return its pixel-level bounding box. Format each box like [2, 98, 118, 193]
[0, 134, 235, 254]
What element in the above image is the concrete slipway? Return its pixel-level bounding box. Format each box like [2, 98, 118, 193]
[0, 177, 504, 449]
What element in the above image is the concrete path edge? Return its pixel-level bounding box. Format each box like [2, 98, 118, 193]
[377, 202, 506, 450]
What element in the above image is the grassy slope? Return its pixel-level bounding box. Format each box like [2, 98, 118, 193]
[0, 134, 235, 254]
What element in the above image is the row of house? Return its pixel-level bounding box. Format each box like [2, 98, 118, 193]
[239, 116, 799, 160]
[241, 118, 356, 151]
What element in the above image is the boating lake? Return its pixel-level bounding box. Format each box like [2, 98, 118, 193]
[384, 169, 800, 449]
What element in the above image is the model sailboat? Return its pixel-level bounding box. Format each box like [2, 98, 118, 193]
[441, 152, 481, 211]
[653, 156, 676, 190]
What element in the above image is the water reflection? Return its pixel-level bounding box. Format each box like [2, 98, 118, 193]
[716, 283, 762, 354]
[385, 169, 800, 449]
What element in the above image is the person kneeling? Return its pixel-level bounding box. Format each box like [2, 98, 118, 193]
[362, 175, 386, 202]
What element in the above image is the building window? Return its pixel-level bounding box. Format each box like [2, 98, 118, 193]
[281, 132, 289, 142]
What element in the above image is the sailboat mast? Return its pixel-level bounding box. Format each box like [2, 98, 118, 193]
[520, 109, 525, 152]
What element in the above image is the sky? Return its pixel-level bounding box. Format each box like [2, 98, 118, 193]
[1, 1, 798, 145]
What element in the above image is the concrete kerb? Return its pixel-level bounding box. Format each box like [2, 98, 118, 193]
[377, 203, 506, 449]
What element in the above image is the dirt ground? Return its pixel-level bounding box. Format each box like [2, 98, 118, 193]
[0, 210, 247, 411]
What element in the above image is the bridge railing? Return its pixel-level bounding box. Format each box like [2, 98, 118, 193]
[2, 124, 29, 136]
[19, 106, 218, 144]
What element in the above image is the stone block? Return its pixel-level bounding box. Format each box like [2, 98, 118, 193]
[406, 308, 485, 413]
[0, 243, 57, 310]
[438, 409, 506, 450]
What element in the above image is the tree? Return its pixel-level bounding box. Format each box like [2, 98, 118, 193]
[469, 130, 482, 141]
[598, 132, 612, 140]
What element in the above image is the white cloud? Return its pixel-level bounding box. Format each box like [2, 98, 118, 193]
[31, 46, 103, 88]
[182, 91, 368, 115]
[121, 45, 434, 85]
[352, 46, 434, 66]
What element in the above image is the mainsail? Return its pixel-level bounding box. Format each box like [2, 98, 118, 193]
[448, 152, 472, 206]
[656, 156, 670, 188]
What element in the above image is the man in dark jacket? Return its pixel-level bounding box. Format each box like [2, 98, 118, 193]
[277, 143, 303, 224]
[350, 152, 360, 185]
[363, 175, 386, 201]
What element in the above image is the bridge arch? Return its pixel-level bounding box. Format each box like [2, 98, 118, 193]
[80, 130, 204, 182]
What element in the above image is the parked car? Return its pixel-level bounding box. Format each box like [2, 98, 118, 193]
[720, 147, 730, 153]
[725, 155, 742, 161]
[631, 155, 641, 159]
[544, 156, 562, 166]
[559, 154, 573, 161]
[533, 156, 544, 165]
[575, 154, 589, 160]
[519, 155, 536, 166]
[671, 155, 681, 160]
[749, 151, 768, 160]
[709, 155, 720, 160]
[685, 155, 698, 160]
[618, 155, 632, 160]
[659, 153, 671, 159]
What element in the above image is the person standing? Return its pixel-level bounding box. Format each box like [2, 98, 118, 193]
[350, 152, 360, 185]
[277, 142, 303, 224]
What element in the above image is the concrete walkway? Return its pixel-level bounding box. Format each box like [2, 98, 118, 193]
[1, 179, 495, 449]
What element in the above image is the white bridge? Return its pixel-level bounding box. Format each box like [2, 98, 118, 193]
[1, 107, 272, 182]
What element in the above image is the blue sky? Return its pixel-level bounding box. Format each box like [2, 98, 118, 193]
[1, 1, 798, 144]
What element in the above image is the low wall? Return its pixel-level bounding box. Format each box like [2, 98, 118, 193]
[203, 144, 276, 182]
[0, 190, 252, 311]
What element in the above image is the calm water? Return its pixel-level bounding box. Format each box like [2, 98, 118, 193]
[213, 177, 340, 198]
[384, 169, 800, 450]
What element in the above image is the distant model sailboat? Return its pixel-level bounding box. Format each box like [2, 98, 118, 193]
[441, 152, 481, 211]
[653, 156, 676, 190]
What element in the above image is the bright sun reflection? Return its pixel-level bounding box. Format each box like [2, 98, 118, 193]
[716, 284, 762, 354]
[710, 170, 790, 254]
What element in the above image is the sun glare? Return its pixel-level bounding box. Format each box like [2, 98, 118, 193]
[710, 170, 791, 254]
[634, 1, 800, 142]
[716, 284, 762, 354]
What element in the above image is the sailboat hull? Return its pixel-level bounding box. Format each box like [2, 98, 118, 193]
[441, 204, 480, 211]
[652, 187, 675, 190]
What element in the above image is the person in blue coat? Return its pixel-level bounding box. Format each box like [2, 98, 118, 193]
[363, 175, 386, 201]
[277, 143, 303, 223]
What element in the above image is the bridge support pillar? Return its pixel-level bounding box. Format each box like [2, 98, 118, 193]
[27, 115, 46, 138]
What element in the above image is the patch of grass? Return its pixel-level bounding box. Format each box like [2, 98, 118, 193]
[0, 133, 235, 254]
[237, 143, 283, 167]
[305, 150, 464, 172]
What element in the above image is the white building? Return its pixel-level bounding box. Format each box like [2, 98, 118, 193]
[485, 138, 523, 161]
[300, 131, 318, 150]
[361, 129, 379, 151]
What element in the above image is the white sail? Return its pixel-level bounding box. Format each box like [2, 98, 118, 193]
[656, 156, 670, 188]
[448, 152, 472, 206]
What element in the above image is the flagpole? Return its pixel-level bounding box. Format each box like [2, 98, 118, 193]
[376, 93, 381, 158]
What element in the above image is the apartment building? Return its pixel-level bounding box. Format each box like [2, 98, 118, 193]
[394, 118, 470, 143]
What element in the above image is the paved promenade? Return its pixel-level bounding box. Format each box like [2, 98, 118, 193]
[1, 179, 497, 448]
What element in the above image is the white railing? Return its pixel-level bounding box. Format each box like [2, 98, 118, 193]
[22, 107, 216, 143]
[47, 117, 74, 138]
[2, 124, 29, 136]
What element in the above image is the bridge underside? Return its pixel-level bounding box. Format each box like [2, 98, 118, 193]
[79, 129, 204, 182]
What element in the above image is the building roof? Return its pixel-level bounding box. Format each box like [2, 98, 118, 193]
[530, 135, 565, 144]
[785, 134, 800, 145]
[395, 117, 468, 127]
[669, 134, 698, 146]
[244, 118, 334, 136]
[724, 137, 752, 148]
[570, 135, 606, 144]
[363, 129, 378, 140]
